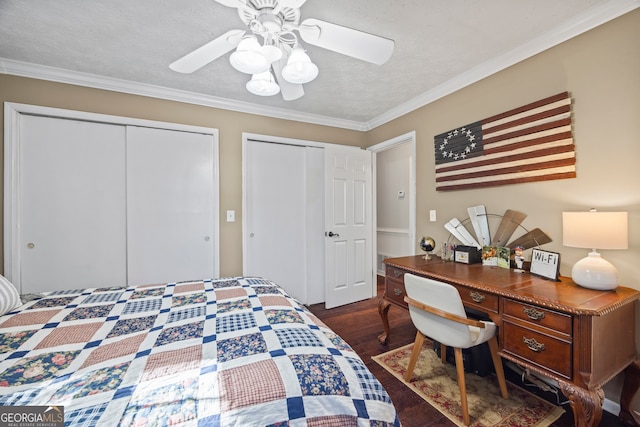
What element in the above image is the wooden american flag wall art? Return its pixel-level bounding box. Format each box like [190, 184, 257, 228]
[433, 92, 575, 191]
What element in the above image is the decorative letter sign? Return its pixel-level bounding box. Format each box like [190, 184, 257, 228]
[530, 248, 560, 281]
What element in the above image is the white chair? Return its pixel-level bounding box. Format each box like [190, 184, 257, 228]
[403, 273, 508, 426]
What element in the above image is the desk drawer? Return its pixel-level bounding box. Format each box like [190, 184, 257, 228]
[386, 266, 406, 281]
[457, 287, 499, 313]
[503, 322, 572, 379]
[503, 299, 572, 335]
[385, 278, 407, 307]
[384, 265, 407, 308]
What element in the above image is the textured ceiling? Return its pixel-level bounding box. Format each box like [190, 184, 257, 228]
[0, 0, 637, 129]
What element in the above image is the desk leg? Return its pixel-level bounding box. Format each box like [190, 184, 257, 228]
[378, 297, 391, 345]
[558, 381, 604, 427]
[619, 361, 640, 426]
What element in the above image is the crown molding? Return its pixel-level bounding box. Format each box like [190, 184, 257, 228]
[0, 58, 368, 132]
[1, 0, 637, 132]
[366, 0, 640, 130]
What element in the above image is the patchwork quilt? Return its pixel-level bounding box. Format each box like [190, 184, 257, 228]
[0, 277, 399, 426]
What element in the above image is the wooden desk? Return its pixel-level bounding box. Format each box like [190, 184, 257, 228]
[379, 255, 640, 427]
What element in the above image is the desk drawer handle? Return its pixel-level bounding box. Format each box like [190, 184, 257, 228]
[523, 337, 546, 352]
[523, 307, 545, 321]
[393, 288, 403, 297]
[393, 270, 403, 278]
[469, 291, 485, 303]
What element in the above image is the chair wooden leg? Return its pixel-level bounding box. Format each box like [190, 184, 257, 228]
[454, 347, 470, 426]
[404, 331, 425, 382]
[440, 343, 447, 363]
[488, 336, 509, 399]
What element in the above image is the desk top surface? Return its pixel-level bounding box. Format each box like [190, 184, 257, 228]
[385, 255, 639, 315]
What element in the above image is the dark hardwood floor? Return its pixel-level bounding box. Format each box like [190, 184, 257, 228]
[308, 278, 625, 427]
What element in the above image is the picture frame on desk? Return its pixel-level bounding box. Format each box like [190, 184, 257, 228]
[530, 248, 560, 281]
[481, 246, 498, 266]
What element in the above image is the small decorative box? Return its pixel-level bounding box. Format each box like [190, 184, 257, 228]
[454, 245, 482, 264]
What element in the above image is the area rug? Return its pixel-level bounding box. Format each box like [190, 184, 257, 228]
[372, 343, 564, 427]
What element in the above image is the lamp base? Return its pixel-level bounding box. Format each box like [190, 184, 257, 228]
[571, 251, 619, 290]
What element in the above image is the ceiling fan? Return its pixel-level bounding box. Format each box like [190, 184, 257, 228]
[169, 0, 395, 101]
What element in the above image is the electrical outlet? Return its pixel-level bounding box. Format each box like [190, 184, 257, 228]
[429, 210, 437, 222]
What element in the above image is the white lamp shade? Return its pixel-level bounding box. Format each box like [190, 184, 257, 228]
[246, 71, 280, 96]
[562, 211, 628, 290]
[281, 47, 318, 84]
[562, 211, 628, 250]
[230, 36, 270, 74]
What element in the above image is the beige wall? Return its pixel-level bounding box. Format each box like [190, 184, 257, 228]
[367, 9, 640, 292]
[0, 76, 366, 276]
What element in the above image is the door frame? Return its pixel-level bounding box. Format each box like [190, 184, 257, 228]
[241, 132, 376, 302]
[4, 102, 221, 284]
[368, 131, 417, 273]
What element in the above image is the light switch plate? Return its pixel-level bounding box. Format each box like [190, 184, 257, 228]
[226, 210, 235, 222]
[429, 210, 436, 222]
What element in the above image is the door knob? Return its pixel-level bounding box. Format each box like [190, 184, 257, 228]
[325, 231, 340, 237]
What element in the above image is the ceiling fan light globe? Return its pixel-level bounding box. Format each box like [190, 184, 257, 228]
[230, 36, 270, 74]
[246, 71, 280, 96]
[282, 49, 318, 84]
[282, 62, 318, 84]
[261, 45, 283, 63]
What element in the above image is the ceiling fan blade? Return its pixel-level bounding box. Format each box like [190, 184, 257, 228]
[213, 0, 257, 15]
[277, 0, 308, 8]
[298, 18, 394, 65]
[213, 0, 246, 8]
[272, 58, 304, 101]
[169, 29, 245, 74]
[272, 0, 307, 15]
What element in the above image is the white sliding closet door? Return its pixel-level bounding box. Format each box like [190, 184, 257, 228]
[244, 140, 324, 304]
[19, 115, 127, 293]
[126, 126, 215, 285]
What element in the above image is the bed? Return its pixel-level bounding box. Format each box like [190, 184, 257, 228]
[0, 276, 399, 426]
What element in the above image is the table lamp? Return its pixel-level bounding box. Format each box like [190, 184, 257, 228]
[562, 210, 628, 290]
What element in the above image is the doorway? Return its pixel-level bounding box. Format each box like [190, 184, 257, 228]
[370, 131, 417, 277]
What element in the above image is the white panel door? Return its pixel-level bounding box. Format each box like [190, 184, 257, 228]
[324, 145, 373, 308]
[126, 126, 215, 285]
[18, 115, 127, 293]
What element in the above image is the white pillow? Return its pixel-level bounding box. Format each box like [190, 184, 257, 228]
[0, 274, 21, 316]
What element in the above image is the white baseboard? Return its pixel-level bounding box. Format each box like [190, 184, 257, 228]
[603, 398, 620, 416]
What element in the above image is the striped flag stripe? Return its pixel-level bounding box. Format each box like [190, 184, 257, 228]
[436, 155, 576, 185]
[483, 112, 570, 143]
[482, 97, 571, 135]
[483, 117, 572, 146]
[483, 124, 572, 151]
[438, 164, 576, 185]
[436, 169, 577, 191]
[434, 92, 575, 191]
[436, 144, 575, 179]
[482, 92, 570, 125]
